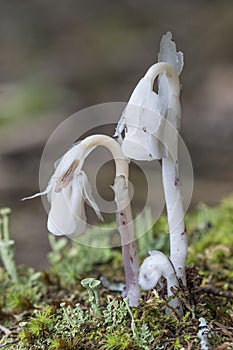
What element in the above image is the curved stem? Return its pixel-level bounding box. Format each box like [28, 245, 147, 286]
[80, 134, 128, 179]
[80, 135, 140, 306]
[112, 175, 140, 306]
[144, 62, 180, 97]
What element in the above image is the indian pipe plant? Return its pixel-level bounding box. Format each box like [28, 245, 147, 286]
[25, 32, 187, 314]
[24, 134, 140, 306]
[116, 32, 187, 305]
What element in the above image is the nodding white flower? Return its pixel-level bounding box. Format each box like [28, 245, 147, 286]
[23, 144, 102, 236]
[48, 170, 103, 236]
[115, 77, 166, 160]
[24, 133, 141, 306]
[115, 61, 180, 161]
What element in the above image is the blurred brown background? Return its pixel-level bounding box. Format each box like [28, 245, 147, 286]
[0, 0, 233, 268]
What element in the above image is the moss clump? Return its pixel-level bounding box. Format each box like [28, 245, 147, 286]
[20, 306, 55, 341]
[101, 331, 133, 350]
[187, 196, 233, 295]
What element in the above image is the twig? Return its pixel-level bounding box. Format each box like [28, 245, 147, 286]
[196, 285, 233, 299]
[0, 340, 18, 348]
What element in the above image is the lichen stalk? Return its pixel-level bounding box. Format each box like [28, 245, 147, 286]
[0, 208, 18, 283]
[0, 208, 11, 241]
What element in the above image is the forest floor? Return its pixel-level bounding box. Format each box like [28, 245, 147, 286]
[0, 196, 233, 349]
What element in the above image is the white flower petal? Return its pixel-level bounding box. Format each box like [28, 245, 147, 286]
[47, 184, 77, 236]
[121, 104, 167, 160]
[115, 77, 159, 140]
[78, 171, 103, 222]
[114, 109, 126, 139]
[53, 145, 84, 179]
[117, 75, 167, 160]
[48, 171, 101, 237]
[116, 33, 183, 162]
[128, 76, 159, 109]
[69, 173, 87, 236]
[53, 156, 63, 169]
[21, 181, 53, 201]
[53, 143, 96, 182]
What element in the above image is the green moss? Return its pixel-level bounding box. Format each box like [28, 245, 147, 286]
[186, 196, 233, 295]
[20, 306, 55, 341]
[188, 196, 233, 261]
[6, 286, 36, 313]
[138, 210, 169, 258]
[49, 337, 80, 350]
[101, 331, 133, 350]
[48, 232, 114, 286]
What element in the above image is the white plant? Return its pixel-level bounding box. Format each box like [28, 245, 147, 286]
[115, 62, 180, 161]
[24, 32, 188, 309]
[23, 134, 140, 306]
[115, 32, 187, 285]
[138, 250, 183, 316]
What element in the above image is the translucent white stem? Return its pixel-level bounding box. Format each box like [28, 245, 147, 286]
[80, 135, 140, 306]
[145, 63, 187, 285]
[144, 62, 180, 97]
[80, 135, 128, 179]
[112, 175, 140, 306]
[162, 157, 187, 285]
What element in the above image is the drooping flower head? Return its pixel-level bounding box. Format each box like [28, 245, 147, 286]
[115, 32, 183, 162]
[24, 134, 141, 306]
[23, 142, 102, 236]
